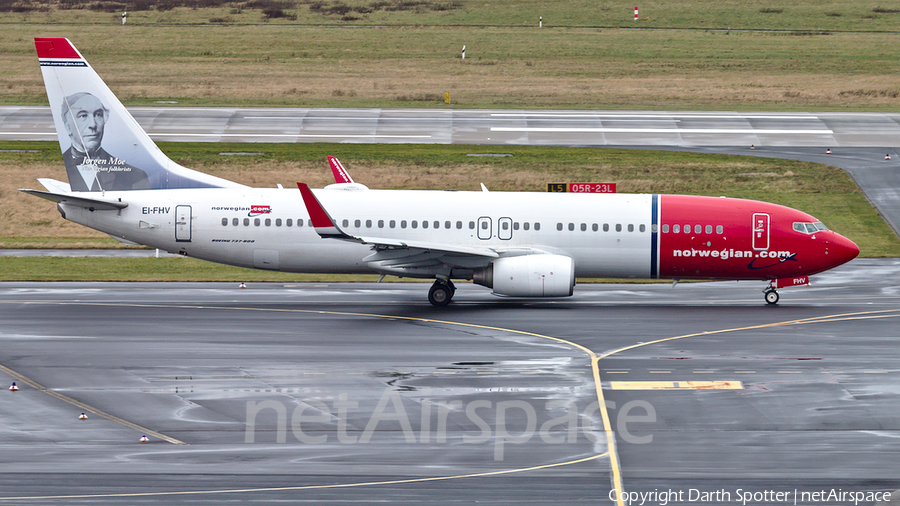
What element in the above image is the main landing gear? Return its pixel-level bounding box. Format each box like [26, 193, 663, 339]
[763, 282, 779, 305]
[428, 279, 456, 307]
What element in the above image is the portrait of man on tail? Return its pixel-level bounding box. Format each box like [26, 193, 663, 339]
[60, 92, 150, 191]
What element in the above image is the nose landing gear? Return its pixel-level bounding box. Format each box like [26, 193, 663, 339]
[428, 279, 456, 306]
[763, 280, 780, 305]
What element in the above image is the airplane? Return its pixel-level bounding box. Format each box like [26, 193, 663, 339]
[21, 37, 860, 306]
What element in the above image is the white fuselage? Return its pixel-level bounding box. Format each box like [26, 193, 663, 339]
[63, 188, 655, 278]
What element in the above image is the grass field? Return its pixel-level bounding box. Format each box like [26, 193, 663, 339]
[2, 1, 900, 110]
[6, 0, 900, 31]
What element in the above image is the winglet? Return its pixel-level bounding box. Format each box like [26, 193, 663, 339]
[328, 156, 354, 184]
[297, 183, 345, 238]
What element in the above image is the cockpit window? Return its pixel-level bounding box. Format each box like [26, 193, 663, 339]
[793, 221, 829, 234]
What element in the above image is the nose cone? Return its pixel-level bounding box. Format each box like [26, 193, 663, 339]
[828, 232, 860, 268]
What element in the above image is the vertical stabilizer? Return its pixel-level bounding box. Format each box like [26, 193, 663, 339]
[35, 37, 243, 191]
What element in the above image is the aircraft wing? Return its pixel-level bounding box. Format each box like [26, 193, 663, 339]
[297, 183, 499, 264]
[18, 188, 128, 211]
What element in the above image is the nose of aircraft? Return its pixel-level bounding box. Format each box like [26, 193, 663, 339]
[827, 232, 860, 268]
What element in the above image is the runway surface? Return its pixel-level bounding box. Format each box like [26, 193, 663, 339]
[1, 259, 899, 504]
[3, 106, 900, 147]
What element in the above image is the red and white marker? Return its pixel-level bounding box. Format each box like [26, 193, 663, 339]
[8, 382, 18, 392]
[885, 154, 891, 160]
[826, 148, 832, 154]
[239, 282, 246, 289]
[634, 6, 639, 20]
[79, 413, 88, 420]
[140, 435, 149, 443]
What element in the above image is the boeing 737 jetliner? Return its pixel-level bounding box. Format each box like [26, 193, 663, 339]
[21, 38, 860, 306]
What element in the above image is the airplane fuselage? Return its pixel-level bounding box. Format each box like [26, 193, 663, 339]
[61, 188, 858, 283]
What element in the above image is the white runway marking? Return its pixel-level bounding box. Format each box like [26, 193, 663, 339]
[490, 127, 834, 135]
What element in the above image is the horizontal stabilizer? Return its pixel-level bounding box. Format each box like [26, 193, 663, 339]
[38, 178, 71, 193]
[19, 188, 127, 210]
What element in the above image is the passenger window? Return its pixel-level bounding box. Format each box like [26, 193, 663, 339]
[592, 223, 598, 232]
[716, 225, 723, 234]
[627, 224, 634, 232]
[568, 223, 575, 231]
[244, 218, 250, 226]
[435, 221, 440, 229]
[616, 224, 622, 232]
[401, 220, 407, 229]
[378, 220, 384, 228]
[481, 221, 488, 230]
[276, 218, 282, 227]
[254, 218, 261, 226]
[662, 224, 669, 233]
[390, 220, 396, 228]
[705, 225, 712, 234]
[694, 225, 701, 234]
[308, 220, 313, 227]
[354, 219, 361, 228]
[221, 217, 227, 226]
[265, 218, 271, 226]
[534, 223, 541, 231]
[422, 220, 428, 229]
[366, 219, 372, 228]
[523, 222, 530, 231]
[342, 219, 349, 227]
[457, 221, 463, 229]
[502, 221, 509, 230]
[580, 223, 586, 231]
[640, 224, 646, 232]
[603, 223, 610, 232]
[445, 221, 452, 229]
[684, 225, 690, 234]
[673, 224, 679, 233]
[412, 220, 418, 229]
[297, 219, 303, 227]
[469, 221, 475, 229]
[286, 219, 293, 227]
[513, 222, 520, 230]
[557, 223, 563, 231]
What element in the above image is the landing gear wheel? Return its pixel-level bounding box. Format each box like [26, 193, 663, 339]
[428, 282, 453, 307]
[764, 289, 779, 305]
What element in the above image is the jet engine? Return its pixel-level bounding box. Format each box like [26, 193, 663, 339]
[473, 254, 575, 297]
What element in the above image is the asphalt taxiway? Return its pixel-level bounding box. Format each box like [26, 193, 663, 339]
[1, 259, 899, 504]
